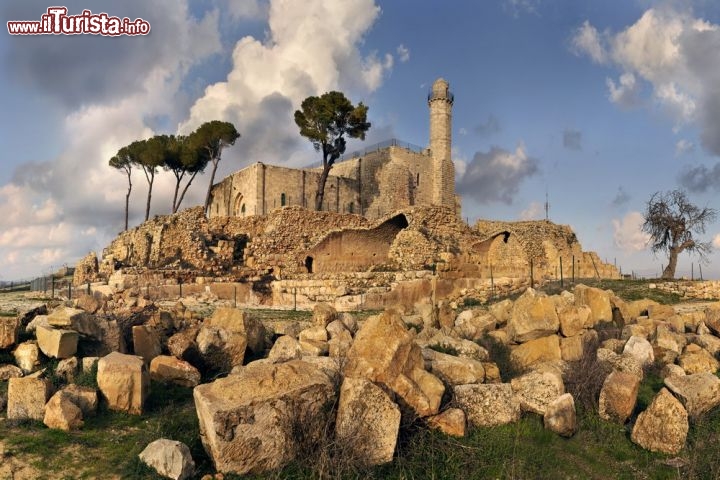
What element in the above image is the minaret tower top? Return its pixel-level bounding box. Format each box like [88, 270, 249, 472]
[428, 78, 455, 209]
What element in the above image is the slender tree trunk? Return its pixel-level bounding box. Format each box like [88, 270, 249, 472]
[662, 247, 681, 279]
[204, 157, 220, 214]
[172, 171, 184, 213]
[144, 169, 155, 222]
[315, 164, 331, 211]
[176, 170, 200, 214]
[124, 168, 132, 231]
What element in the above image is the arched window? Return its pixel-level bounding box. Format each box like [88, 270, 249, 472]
[240, 204, 246, 216]
[281, 193, 286, 207]
[348, 202, 354, 214]
[416, 173, 420, 186]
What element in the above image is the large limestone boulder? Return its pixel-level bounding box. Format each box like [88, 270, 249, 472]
[622, 336, 654, 367]
[488, 299, 513, 325]
[624, 299, 659, 322]
[335, 377, 401, 466]
[150, 355, 201, 388]
[454, 383, 521, 427]
[7, 377, 50, 421]
[544, 393, 577, 437]
[678, 345, 719, 374]
[510, 335, 562, 371]
[97, 352, 149, 415]
[267, 335, 303, 363]
[43, 391, 83, 431]
[0, 316, 19, 349]
[193, 360, 335, 475]
[312, 303, 337, 327]
[599, 371, 640, 424]
[454, 310, 496, 341]
[631, 388, 688, 454]
[13, 341, 40, 374]
[196, 324, 247, 372]
[344, 310, 444, 417]
[36, 325, 79, 359]
[664, 373, 720, 419]
[47, 306, 116, 350]
[573, 285, 612, 326]
[420, 333, 489, 362]
[206, 307, 266, 354]
[596, 348, 644, 381]
[557, 305, 590, 337]
[423, 348, 485, 385]
[510, 370, 565, 415]
[132, 325, 162, 366]
[139, 439, 195, 480]
[507, 289, 559, 343]
[61, 384, 98, 417]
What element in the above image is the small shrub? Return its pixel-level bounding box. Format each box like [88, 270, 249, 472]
[74, 362, 98, 389]
[427, 344, 460, 356]
[563, 334, 608, 412]
[462, 297, 482, 307]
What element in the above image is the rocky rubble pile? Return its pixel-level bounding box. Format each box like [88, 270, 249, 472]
[2, 283, 720, 477]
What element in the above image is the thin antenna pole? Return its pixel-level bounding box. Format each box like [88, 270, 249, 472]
[545, 189, 549, 221]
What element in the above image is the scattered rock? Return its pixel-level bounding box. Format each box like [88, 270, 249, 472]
[7, 377, 50, 421]
[454, 383, 520, 427]
[426, 408, 466, 437]
[205, 307, 266, 355]
[423, 348, 485, 385]
[678, 346, 719, 375]
[97, 352, 149, 415]
[139, 439, 195, 480]
[631, 388, 688, 454]
[623, 336, 654, 367]
[35, 325, 79, 359]
[0, 364, 23, 380]
[150, 355, 201, 387]
[510, 370, 565, 415]
[664, 372, 720, 419]
[267, 335, 303, 363]
[43, 391, 83, 431]
[13, 341, 40, 374]
[335, 377, 401, 466]
[507, 289, 559, 342]
[312, 303, 337, 327]
[574, 284, 612, 326]
[544, 393, 577, 437]
[132, 325, 162, 366]
[599, 370, 640, 424]
[0, 316, 19, 349]
[510, 335, 562, 370]
[61, 384, 98, 417]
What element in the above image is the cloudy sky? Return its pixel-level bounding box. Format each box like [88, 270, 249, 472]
[2, 0, 720, 280]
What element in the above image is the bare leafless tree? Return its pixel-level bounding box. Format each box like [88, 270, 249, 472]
[642, 189, 716, 279]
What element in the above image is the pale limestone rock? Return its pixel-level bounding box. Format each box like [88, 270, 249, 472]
[621, 324, 651, 340]
[557, 305, 590, 337]
[0, 316, 19, 349]
[623, 335, 654, 367]
[426, 408, 466, 437]
[25, 314, 49, 333]
[695, 334, 720, 356]
[335, 377, 401, 466]
[596, 348, 644, 381]
[510, 335, 562, 371]
[599, 371, 640, 424]
[139, 439, 195, 480]
[97, 352, 149, 415]
[454, 310, 496, 341]
[560, 336, 583, 362]
[437, 300, 454, 329]
[654, 325, 685, 354]
[482, 362, 502, 383]
[510, 370, 565, 415]
[488, 299, 513, 325]
[13, 341, 40, 374]
[300, 356, 341, 383]
[132, 325, 162, 366]
[507, 289, 559, 343]
[338, 312, 358, 335]
[48, 306, 109, 345]
[196, 325, 247, 372]
[328, 330, 353, 359]
[0, 364, 23, 380]
[36, 325, 78, 359]
[697, 322, 711, 336]
[544, 393, 577, 437]
[487, 329, 509, 345]
[150, 355, 201, 387]
[267, 335, 303, 363]
[624, 299, 659, 322]
[678, 346, 719, 374]
[206, 307, 266, 354]
[193, 360, 335, 475]
[574, 284, 612, 326]
[82, 356, 99, 373]
[664, 373, 720, 419]
[631, 388, 688, 454]
[43, 391, 83, 431]
[647, 304, 676, 321]
[423, 348, 485, 385]
[61, 384, 98, 417]
[167, 327, 200, 363]
[704, 304, 720, 336]
[313, 303, 337, 327]
[326, 319, 349, 339]
[661, 364, 686, 379]
[7, 377, 50, 421]
[420, 333, 489, 361]
[298, 325, 328, 343]
[299, 339, 329, 356]
[344, 310, 444, 417]
[601, 338, 626, 354]
[56, 357, 79, 382]
[454, 383, 520, 427]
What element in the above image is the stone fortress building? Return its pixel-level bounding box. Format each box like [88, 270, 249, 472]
[208, 78, 460, 220]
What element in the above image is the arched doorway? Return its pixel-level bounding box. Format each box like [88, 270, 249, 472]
[233, 193, 244, 216]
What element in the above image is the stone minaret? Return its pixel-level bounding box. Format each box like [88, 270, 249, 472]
[428, 78, 455, 209]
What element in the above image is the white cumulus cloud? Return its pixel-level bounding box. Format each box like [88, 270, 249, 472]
[520, 202, 544, 220]
[612, 211, 651, 252]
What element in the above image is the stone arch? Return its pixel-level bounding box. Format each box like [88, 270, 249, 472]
[233, 193, 244, 216]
